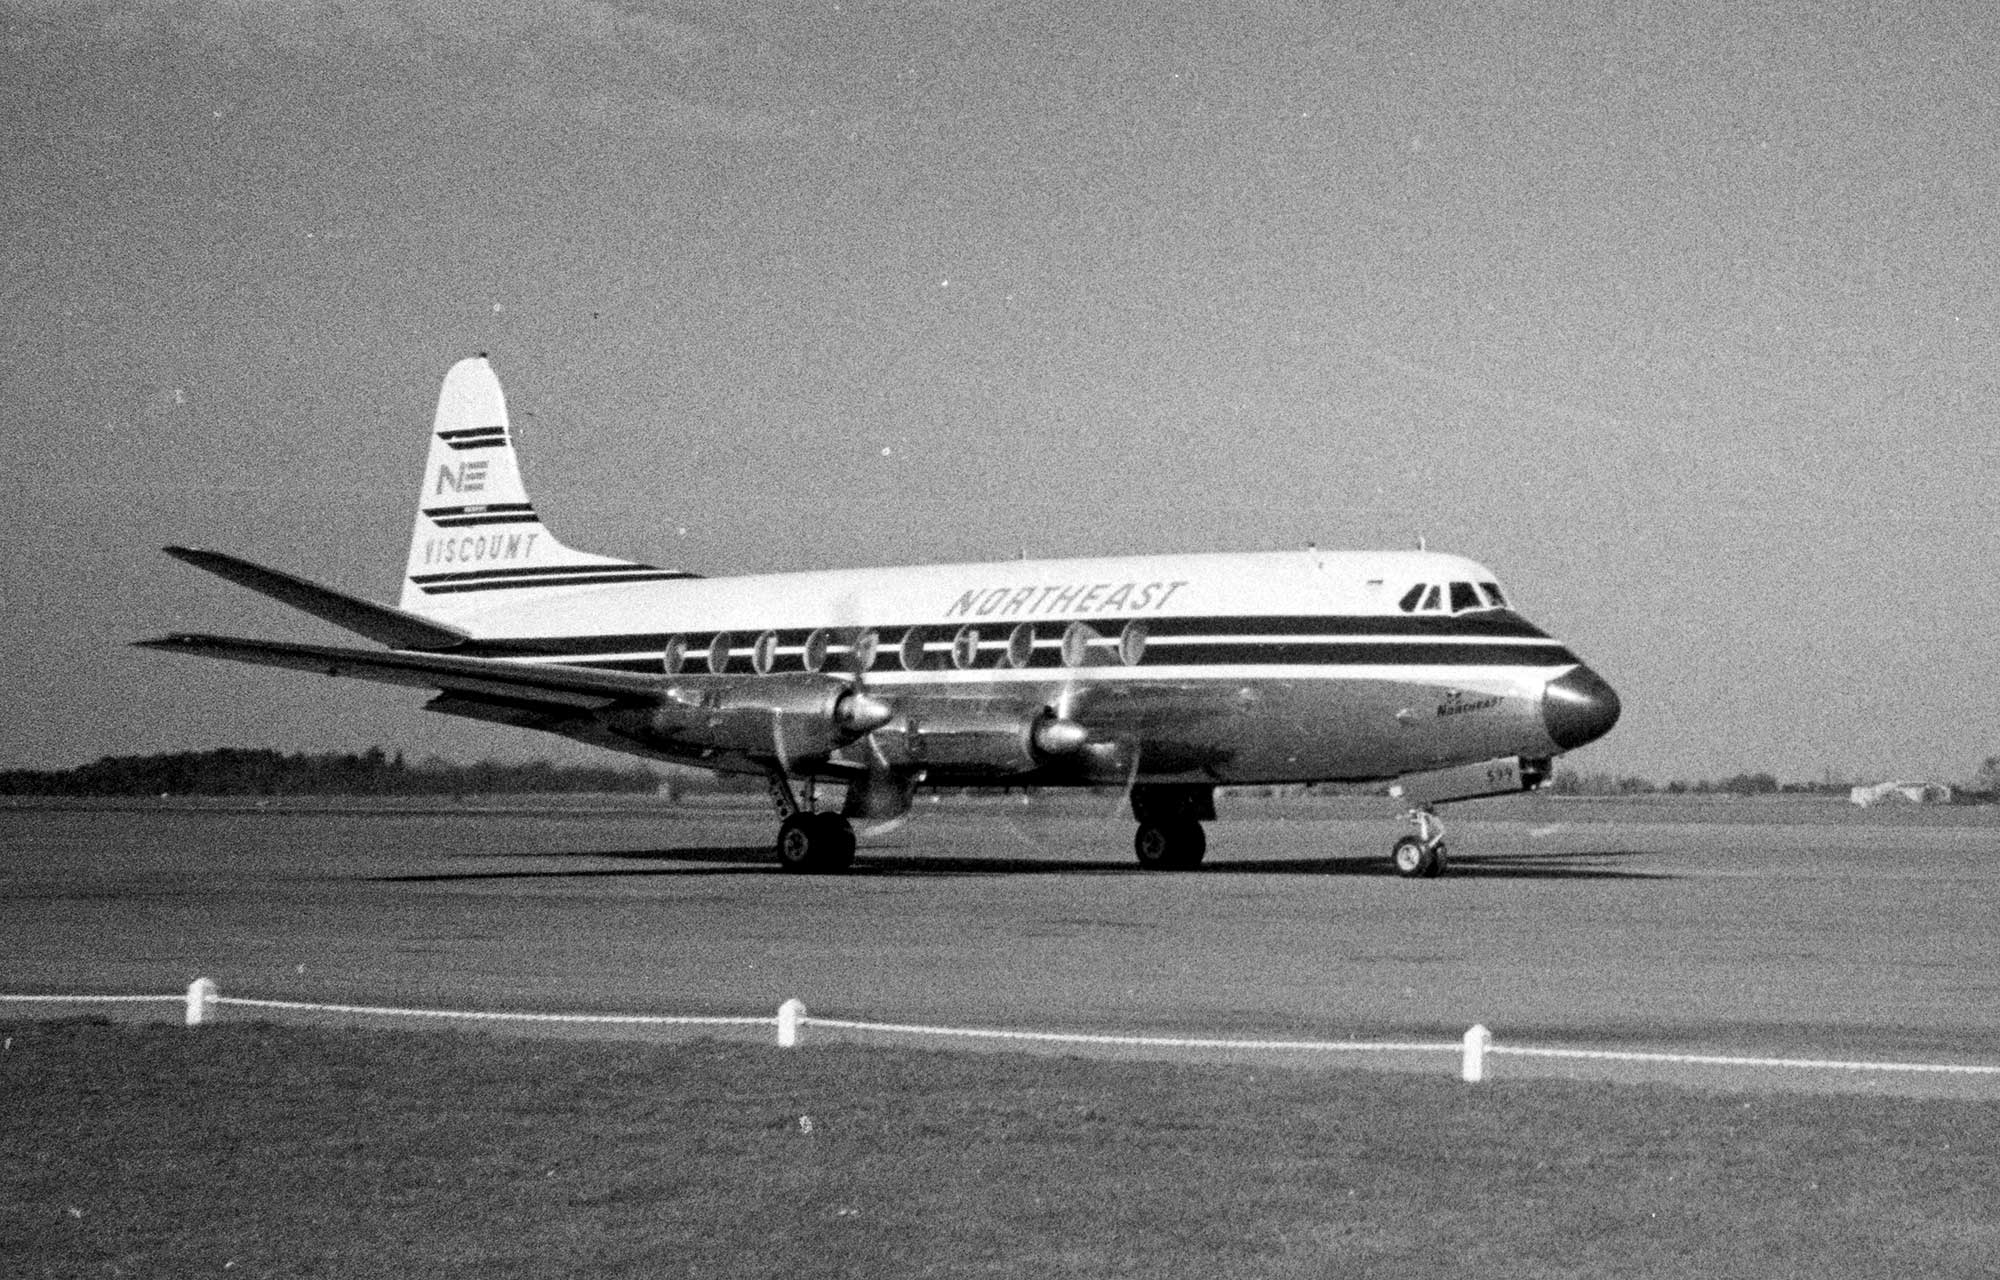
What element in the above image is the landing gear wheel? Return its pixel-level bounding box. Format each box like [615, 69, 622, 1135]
[1391, 804, 1449, 879]
[777, 812, 856, 874]
[1391, 836, 1446, 879]
[1134, 820, 1207, 870]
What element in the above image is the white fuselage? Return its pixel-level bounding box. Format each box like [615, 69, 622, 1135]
[428, 547, 1589, 786]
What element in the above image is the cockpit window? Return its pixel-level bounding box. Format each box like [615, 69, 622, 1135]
[1400, 580, 1510, 614]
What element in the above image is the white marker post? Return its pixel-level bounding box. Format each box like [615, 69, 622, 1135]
[1461, 1024, 1492, 1083]
[777, 998, 805, 1048]
[185, 977, 217, 1027]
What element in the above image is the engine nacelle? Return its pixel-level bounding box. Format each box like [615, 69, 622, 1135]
[869, 708, 1090, 776]
[612, 674, 891, 765]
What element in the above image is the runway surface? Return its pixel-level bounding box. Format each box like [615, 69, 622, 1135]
[4, 793, 1996, 1095]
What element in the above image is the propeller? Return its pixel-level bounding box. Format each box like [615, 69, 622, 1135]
[996, 619, 1150, 854]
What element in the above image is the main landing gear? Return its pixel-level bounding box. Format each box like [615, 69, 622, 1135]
[777, 810, 855, 874]
[1390, 806, 1447, 879]
[1134, 820, 1206, 870]
[1131, 783, 1214, 871]
[766, 771, 855, 874]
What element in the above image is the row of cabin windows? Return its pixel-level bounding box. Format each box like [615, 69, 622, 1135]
[662, 619, 1148, 677]
[1397, 580, 1509, 614]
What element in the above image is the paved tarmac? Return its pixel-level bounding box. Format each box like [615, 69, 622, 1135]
[4, 793, 1996, 1095]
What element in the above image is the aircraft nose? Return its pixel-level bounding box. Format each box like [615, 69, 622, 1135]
[1543, 665, 1621, 751]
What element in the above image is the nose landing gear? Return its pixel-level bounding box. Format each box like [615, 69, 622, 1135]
[1391, 806, 1447, 879]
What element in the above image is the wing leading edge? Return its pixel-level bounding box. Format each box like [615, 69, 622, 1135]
[134, 633, 662, 710]
[163, 547, 468, 651]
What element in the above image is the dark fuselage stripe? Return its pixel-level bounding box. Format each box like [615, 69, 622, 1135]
[1140, 642, 1573, 667]
[424, 502, 535, 516]
[411, 563, 670, 585]
[1148, 613, 1549, 640]
[436, 427, 508, 452]
[427, 513, 543, 529]
[414, 571, 697, 595]
[456, 633, 1577, 672]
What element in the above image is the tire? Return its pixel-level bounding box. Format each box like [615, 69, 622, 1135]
[1392, 836, 1442, 879]
[777, 814, 818, 872]
[776, 813, 856, 874]
[812, 812, 856, 872]
[1134, 820, 1206, 870]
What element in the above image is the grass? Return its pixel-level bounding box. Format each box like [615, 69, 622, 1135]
[4, 1019, 1997, 1278]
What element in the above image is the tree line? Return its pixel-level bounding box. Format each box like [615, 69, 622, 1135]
[1554, 755, 2000, 803]
[0, 747, 665, 797]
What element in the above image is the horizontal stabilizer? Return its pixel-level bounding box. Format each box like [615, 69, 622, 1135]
[135, 633, 666, 711]
[164, 547, 468, 650]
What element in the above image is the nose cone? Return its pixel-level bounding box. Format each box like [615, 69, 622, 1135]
[1543, 665, 1621, 751]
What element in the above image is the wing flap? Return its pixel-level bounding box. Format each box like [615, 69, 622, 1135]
[136, 634, 663, 711]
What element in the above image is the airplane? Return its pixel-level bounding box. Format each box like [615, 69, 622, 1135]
[140, 356, 1620, 878]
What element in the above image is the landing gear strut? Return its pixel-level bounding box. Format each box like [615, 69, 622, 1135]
[766, 770, 855, 874]
[1391, 806, 1447, 879]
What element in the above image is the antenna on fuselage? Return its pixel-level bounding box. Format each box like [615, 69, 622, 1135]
[1417, 534, 1428, 552]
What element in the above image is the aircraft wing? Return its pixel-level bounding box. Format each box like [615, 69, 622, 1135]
[162, 547, 468, 650]
[135, 634, 660, 711]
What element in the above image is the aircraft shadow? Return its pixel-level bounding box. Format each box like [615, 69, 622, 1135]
[378, 845, 780, 882]
[850, 847, 1669, 881]
[1416, 849, 1675, 881]
[376, 845, 1671, 883]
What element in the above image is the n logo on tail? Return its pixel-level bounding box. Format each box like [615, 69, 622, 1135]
[434, 460, 490, 495]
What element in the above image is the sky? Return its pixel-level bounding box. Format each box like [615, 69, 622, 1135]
[3, 0, 1995, 783]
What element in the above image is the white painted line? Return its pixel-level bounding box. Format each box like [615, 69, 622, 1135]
[1491, 1045, 2000, 1076]
[802, 1017, 1457, 1055]
[215, 996, 772, 1028]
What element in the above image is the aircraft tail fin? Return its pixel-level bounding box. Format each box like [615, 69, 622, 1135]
[400, 357, 692, 622]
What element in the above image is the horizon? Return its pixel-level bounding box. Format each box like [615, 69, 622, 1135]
[7, 742, 1990, 794]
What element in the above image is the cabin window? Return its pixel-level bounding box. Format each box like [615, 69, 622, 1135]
[752, 630, 779, 675]
[1001, 622, 1034, 669]
[661, 635, 686, 675]
[800, 629, 828, 674]
[1060, 620, 1098, 668]
[951, 625, 980, 670]
[706, 631, 734, 675]
[899, 626, 930, 672]
[1449, 582, 1480, 613]
[849, 628, 880, 673]
[1478, 582, 1508, 608]
[1398, 584, 1425, 613]
[1421, 585, 1442, 612]
[1118, 620, 1148, 667]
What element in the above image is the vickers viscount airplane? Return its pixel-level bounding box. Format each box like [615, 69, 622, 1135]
[142, 357, 1619, 877]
